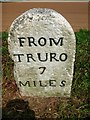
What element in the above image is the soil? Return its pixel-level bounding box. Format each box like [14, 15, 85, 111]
[2, 2, 88, 32]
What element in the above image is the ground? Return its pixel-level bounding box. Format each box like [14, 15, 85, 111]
[1, 29, 90, 119]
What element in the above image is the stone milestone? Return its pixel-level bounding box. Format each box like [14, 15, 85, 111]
[8, 8, 76, 97]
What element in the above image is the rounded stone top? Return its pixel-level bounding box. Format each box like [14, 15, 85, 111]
[9, 8, 74, 34]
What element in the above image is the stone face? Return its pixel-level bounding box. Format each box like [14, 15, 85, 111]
[8, 8, 76, 97]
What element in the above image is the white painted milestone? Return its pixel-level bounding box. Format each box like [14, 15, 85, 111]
[8, 8, 76, 97]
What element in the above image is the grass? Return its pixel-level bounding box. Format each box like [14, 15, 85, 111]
[2, 31, 19, 104]
[72, 29, 90, 98]
[57, 29, 90, 119]
[1, 29, 90, 119]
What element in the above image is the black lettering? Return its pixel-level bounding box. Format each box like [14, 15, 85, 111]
[39, 81, 47, 87]
[19, 81, 30, 87]
[49, 37, 63, 46]
[28, 37, 37, 46]
[60, 80, 66, 87]
[37, 53, 48, 62]
[33, 81, 36, 87]
[13, 54, 24, 62]
[18, 37, 26, 47]
[59, 53, 67, 61]
[39, 67, 46, 74]
[38, 37, 46, 46]
[50, 53, 59, 61]
[49, 80, 56, 87]
[27, 54, 36, 62]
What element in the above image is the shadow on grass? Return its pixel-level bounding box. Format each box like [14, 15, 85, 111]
[2, 99, 36, 120]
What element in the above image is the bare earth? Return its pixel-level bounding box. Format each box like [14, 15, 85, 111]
[1, 2, 88, 32]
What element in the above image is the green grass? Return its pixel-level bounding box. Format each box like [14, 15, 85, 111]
[1, 29, 90, 119]
[57, 29, 90, 119]
[72, 29, 90, 98]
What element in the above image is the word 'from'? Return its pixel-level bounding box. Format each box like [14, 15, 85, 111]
[18, 37, 64, 47]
